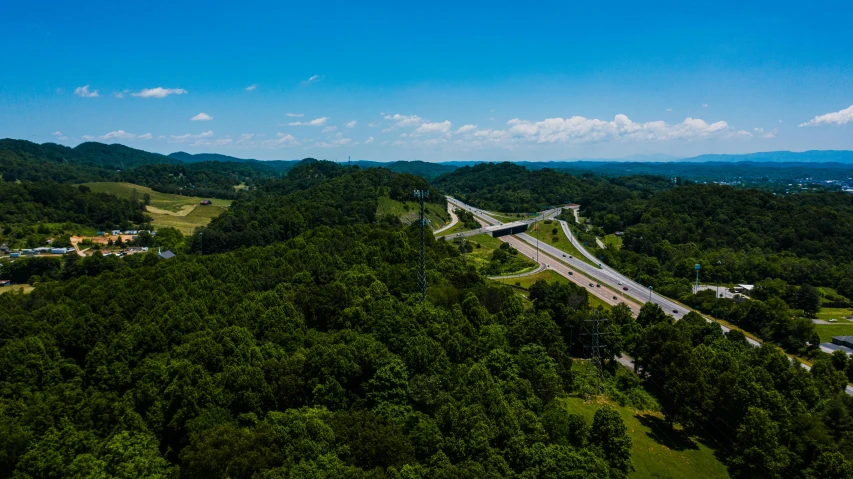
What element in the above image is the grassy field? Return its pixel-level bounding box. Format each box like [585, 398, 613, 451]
[82, 182, 231, 234]
[486, 211, 537, 223]
[603, 234, 623, 250]
[559, 395, 730, 479]
[815, 324, 853, 343]
[376, 196, 450, 231]
[528, 221, 600, 268]
[815, 307, 853, 321]
[0, 284, 34, 295]
[461, 234, 537, 275]
[491, 269, 609, 309]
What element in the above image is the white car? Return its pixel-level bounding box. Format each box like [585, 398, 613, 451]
[829, 319, 838, 322]
[617, 281, 623, 285]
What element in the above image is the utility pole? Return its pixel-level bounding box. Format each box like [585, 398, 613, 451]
[648, 285, 653, 302]
[199, 232, 203, 255]
[694, 263, 700, 294]
[581, 309, 607, 399]
[535, 211, 540, 263]
[414, 190, 430, 302]
[716, 261, 721, 319]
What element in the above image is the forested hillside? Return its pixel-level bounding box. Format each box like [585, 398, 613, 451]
[0, 140, 280, 199]
[193, 160, 444, 254]
[2, 154, 853, 477]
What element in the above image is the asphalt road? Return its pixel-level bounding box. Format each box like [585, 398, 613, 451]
[433, 202, 459, 235]
[447, 196, 853, 395]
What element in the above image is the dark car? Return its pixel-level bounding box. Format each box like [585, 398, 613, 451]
[562, 254, 566, 257]
[673, 309, 678, 314]
[622, 286, 628, 291]
[589, 283, 594, 287]
[612, 296, 617, 300]
[568, 271, 573, 275]
[596, 284, 600, 287]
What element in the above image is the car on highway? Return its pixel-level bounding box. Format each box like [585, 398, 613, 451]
[612, 296, 617, 300]
[622, 286, 628, 291]
[596, 284, 600, 287]
[568, 271, 573, 275]
[673, 309, 678, 314]
[589, 283, 594, 287]
[618, 281, 623, 285]
[562, 254, 566, 257]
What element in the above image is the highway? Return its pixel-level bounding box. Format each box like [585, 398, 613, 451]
[447, 196, 853, 395]
[433, 202, 459, 235]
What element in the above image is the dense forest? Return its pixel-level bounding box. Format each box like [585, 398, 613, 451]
[0, 181, 149, 229]
[192, 160, 443, 254]
[0, 140, 280, 199]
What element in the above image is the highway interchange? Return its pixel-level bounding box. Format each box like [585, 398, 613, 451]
[444, 196, 853, 395]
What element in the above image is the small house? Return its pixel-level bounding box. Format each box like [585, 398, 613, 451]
[200, 200, 212, 205]
[22, 249, 35, 255]
[10, 252, 20, 258]
[111, 230, 122, 236]
[0, 280, 10, 287]
[159, 250, 176, 260]
[0, 244, 10, 254]
[50, 247, 69, 254]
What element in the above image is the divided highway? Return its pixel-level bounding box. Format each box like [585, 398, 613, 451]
[446, 196, 853, 395]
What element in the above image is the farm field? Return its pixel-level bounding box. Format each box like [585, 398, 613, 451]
[560, 395, 730, 479]
[81, 182, 230, 233]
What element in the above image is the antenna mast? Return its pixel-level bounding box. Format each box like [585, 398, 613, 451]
[581, 309, 607, 399]
[413, 189, 430, 302]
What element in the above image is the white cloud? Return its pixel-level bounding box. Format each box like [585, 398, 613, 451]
[382, 114, 423, 130]
[504, 114, 749, 144]
[113, 90, 129, 98]
[753, 127, 777, 139]
[346, 120, 357, 128]
[83, 130, 136, 141]
[301, 74, 323, 85]
[170, 131, 214, 142]
[702, 104, 709, 108]
[191, 112, 213, 121]
[288, 117, 328, 126]
[74, 85, 99, 98]
[455, 124, 477, 134]
[286, 113, 304, 117]
[245, 84, 257, 91]
[365, 136, 375, 144]
[799, 104, 853, 127]
[322, 126, 337, 132]
[138, 133, 153, 140]
[368, 122, 379, 128]
[314, 133, 353, 148]
[52, 131, 69, 140]
[132, 87, 188, 98]
[666, 108, 673, 112]
[416, 120, 452, 134]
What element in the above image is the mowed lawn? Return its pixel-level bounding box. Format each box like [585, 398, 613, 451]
[603, 234, 623, 250]
[815, 324, 853, 343]
[462, 234, 537, 276]
[81, 182, 230, 233]
[560, 396, 730, 479]
[529, 220, 601, 268]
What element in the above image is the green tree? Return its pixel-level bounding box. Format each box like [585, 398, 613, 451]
[728, 407, 790, 479]
[589, 405, 633, 478]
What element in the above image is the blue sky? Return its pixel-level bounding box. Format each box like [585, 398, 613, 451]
[1, 1, 852, 161]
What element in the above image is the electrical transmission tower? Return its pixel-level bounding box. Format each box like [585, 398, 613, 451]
[413, 189, 430, 302]
[581, 310, 607, 399]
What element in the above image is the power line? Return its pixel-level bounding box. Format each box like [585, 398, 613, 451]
[414, 189, 429, 302]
